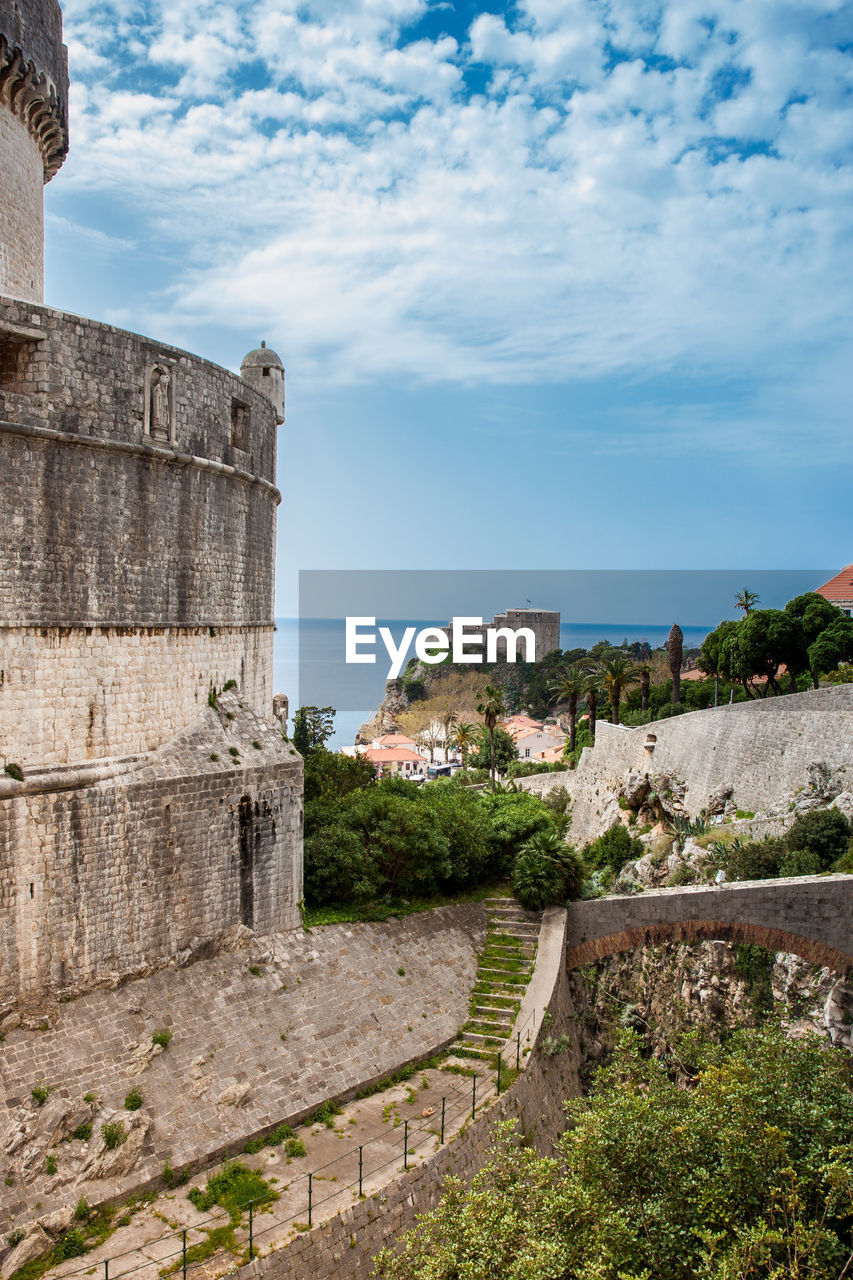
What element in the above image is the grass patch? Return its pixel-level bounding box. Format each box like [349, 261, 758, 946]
[187, 1162, 277, 1224]
[301, 881, 506, 928]
[152, 1029, 173, 1049]
[306, 1100, 342, 1129]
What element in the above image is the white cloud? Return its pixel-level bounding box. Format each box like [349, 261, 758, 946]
[55, 0, 853, 432]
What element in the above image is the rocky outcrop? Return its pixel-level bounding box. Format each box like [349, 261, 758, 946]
[571, 940, 853, 1078]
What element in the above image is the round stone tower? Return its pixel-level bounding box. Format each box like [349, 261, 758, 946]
[0, 0, 69, 302]
[0, 1, 302, 1010]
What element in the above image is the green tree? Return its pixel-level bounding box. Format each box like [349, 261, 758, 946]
[808, 616, 853, 684]
[453, 721, 477, 771]
[376, 1026, 853, 1280]
[303, 747, 375, 803]
[550, 664, 586, 752]
[667, 623, 683, 705]
[292, 705, 335, 756]
[476, 683, 507, 792]
[600, 654, 641, 725]
[470, 726, 518, 775]
[639, 662, 651, 713]
[582, 671, 602, 745]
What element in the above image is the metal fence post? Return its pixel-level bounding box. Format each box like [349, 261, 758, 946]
[472, 1074, 476, 1120]
[440, 1096, 446, 1144]
[403, 1119, 408, 1171]
[104, 1260, 109, 1280]
[182, 1229, 187, 1280]
[516, 1031, 521, 1069]
[308, 1172, 313, 1227]
[497, 1055, 502, 1096]
[358, 1144, 363, 1197]
[248, 1201, 253, 1259]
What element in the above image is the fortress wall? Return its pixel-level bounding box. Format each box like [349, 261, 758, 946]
[244, 913, 581, 1280]
[0, 697, 303, 1008]
[0, 109, 44, 302]
[521, 687, 853, 844]
[0, 624, 274, 767]
[0, 906, 485, 1230]
[0, 300, 278, 628]
[0, 297, 283, 765]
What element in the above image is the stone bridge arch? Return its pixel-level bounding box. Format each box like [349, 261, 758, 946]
[565, 875, 853, 975]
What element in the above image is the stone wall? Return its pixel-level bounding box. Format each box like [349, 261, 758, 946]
[0, 299, 279, 629]
[564, 875, 853, 973]
[0, 905, 486, 1230]
[0, 296, 283, 769]
[235, 911, 581, 1280]
[0, 693, 303, 1009]
[520, 686, 853, 844]
[0, 624, 274, 768]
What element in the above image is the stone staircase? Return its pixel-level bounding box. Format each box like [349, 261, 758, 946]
[455, 897, 542, 1062]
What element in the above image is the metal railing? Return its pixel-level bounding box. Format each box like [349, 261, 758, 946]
[50, 1005, 546, 1280]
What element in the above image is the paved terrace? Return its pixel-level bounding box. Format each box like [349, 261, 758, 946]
[565, 875, 853, 973]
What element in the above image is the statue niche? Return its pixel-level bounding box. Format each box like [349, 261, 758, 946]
[144, 364, 176, 443]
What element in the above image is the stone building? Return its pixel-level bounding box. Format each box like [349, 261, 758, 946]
[0, 0, 302, 1011]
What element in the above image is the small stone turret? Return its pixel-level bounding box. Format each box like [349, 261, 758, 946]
[241, 341, 285, 425]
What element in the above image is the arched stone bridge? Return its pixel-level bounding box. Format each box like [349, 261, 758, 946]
[565, 875, 853, 974]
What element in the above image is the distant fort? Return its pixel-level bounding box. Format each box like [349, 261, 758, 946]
[0, 0, 302, 1011]
[442, 608, 560, 662]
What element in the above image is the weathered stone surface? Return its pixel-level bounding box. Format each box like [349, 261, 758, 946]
[0, 906, 485, 1231]
[0, 1227, 50, 1279]
[565, 876, 853, 972]
[518, 687, 853, 846]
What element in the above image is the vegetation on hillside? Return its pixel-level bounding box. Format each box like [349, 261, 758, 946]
[301, 729, 580, 912]
[375, 1025, 853, 1280]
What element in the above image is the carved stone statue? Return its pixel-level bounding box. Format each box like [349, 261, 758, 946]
[150, 367, 171, 441]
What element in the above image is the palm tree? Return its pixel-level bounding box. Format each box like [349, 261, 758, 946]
[453, 721, 476, 772]
[476, 683, 506, 792]
[668, 623, 683, 706]
[550, 663, 586, 753]
[735, 589, 759, 616]
[640, 663, 651, 713]
[600, 654, 641, 725]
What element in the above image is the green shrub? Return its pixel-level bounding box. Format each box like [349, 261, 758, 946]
[512, 830, 573, 910]
[31, 1082, 51, 1106]
[779, 847, 822, 878]
[73, 1197, 90, 1221]
[152, 1028, 173, 1048]
[583, 823, 643, 875]
[52, 1229, 87, 1261]
[264, 1123, 294, 1147]
[834, 839, 853, 874]
[785, 808, 851, 871]
[101, 1121, 127, 1150]
[3, 762, 24, 782]
[666, 860, 696, 887]
[285, 1138, 307, 1158]
[72, 1121, 92, 1141]
[724, 836, 785, 881]
[45, 1153, 57, 1175]
[124, 1089, 143, 1111]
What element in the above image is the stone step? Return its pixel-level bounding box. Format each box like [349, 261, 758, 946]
[472, 981, 526, 996]
[478, 966, 532, 980]
[460, 1031, 504, 1046]
[473, 1005, 517, 1021]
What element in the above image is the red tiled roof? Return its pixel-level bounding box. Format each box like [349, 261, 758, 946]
[362, 748, 426, 763]
[815, 565, 853, 603]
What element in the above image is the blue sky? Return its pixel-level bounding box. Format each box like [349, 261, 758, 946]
[45, 0, 853, 615]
